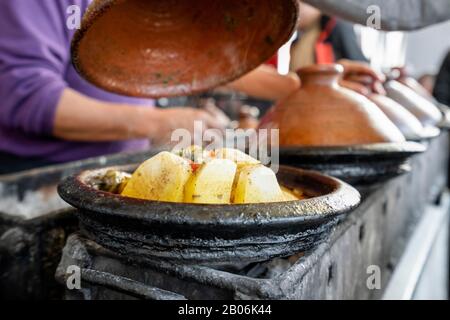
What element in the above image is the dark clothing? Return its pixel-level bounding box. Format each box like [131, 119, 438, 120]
[0, 152, 56, 175]
[320, 16, 367, 62]
[433, 51, 450, 106]
[292, 16, 367, 67]
[305, 0, 450, 32]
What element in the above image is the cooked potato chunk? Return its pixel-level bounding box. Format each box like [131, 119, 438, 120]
[281, 187, 300, 201]
[233, 165, 285, 204]
[92, 170, 131, 194]
[121, 152, 193, 202]
[205, 148, 260, 168]
[184, 159, 237, 204]
[174, 145, 204, 163]
[120, 147, 299, 205]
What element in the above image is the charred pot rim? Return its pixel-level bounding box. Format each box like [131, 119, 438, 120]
[71, 0, 300, 98]
[77, 221, 337, 265]
[73, 204, 342, 264]
[57, 166, 361, 228]
[78, 211, 338, 246]
[278, 141, 426, 186]
[76, 205, 335, 241]
[278, 141, 426, 161]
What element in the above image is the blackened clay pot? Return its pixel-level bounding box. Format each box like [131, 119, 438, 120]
[57, 165, 361, 264]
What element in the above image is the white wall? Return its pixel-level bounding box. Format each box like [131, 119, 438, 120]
[356, 21, 450, 78]
[404, 21, 450, 77]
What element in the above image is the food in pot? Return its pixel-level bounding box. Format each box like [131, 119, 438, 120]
[121, 152, 193, 202]
[119, 147, 298, 204]
[184, 159, 237, 204]
[232, 165, 285, 204]
[281, 187, 303, 201]
[92, 169, 131, 194]
[205, 148, 260, 168]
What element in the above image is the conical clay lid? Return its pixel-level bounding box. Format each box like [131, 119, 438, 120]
[258, 64, 405, 147]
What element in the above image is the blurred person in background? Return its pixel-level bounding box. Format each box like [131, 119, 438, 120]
[419, 74, 437, 96]
[3, 0, 447, 175]
[0, 0, 373, 175]
[433, 51, 450, 106]
[0, 0, 228, 175]
[227, 1, 385, 100]
[228, 59, 385, 101]
[290, 2, 367, 71]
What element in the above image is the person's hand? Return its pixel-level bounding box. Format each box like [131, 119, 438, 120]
[338, 59, 386, 96]
[149, 107, 227, 147]
[198, 98, 231, 129]
[226, 64, 301, 101]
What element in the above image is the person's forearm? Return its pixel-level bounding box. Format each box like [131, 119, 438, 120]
[227, 65, 300, 101]
[53, 88, 158, 141]
[304, 0, 450, 31]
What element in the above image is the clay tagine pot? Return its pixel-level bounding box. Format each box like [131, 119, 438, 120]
[385, 80, 442, 127]
[390, 67, 449, 128]
[345, 74, 425, 140]
[58, 165, 361, 264]
[258, 64, 405, 147]
[72, 0, 299, 98]
[391, 67, 438, 104]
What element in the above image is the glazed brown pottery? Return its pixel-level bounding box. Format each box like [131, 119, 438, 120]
[345, 74, 425, 140]
[258, 64, 405, 147]
[385, 80, 442, 126]
[72, 0, 299, 98]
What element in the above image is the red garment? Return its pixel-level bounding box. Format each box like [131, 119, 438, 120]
[315, 17, 337, 64]
[266, 54, 278, 68]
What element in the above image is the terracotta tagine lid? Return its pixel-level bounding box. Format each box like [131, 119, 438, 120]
[258, 64, 405, 147]
[385, 80, 442, 126]
[345, 74, 425, 140]
[71, 0, 299, 98]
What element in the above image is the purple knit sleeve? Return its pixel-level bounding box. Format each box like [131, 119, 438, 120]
[0, 0, 73, 136]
